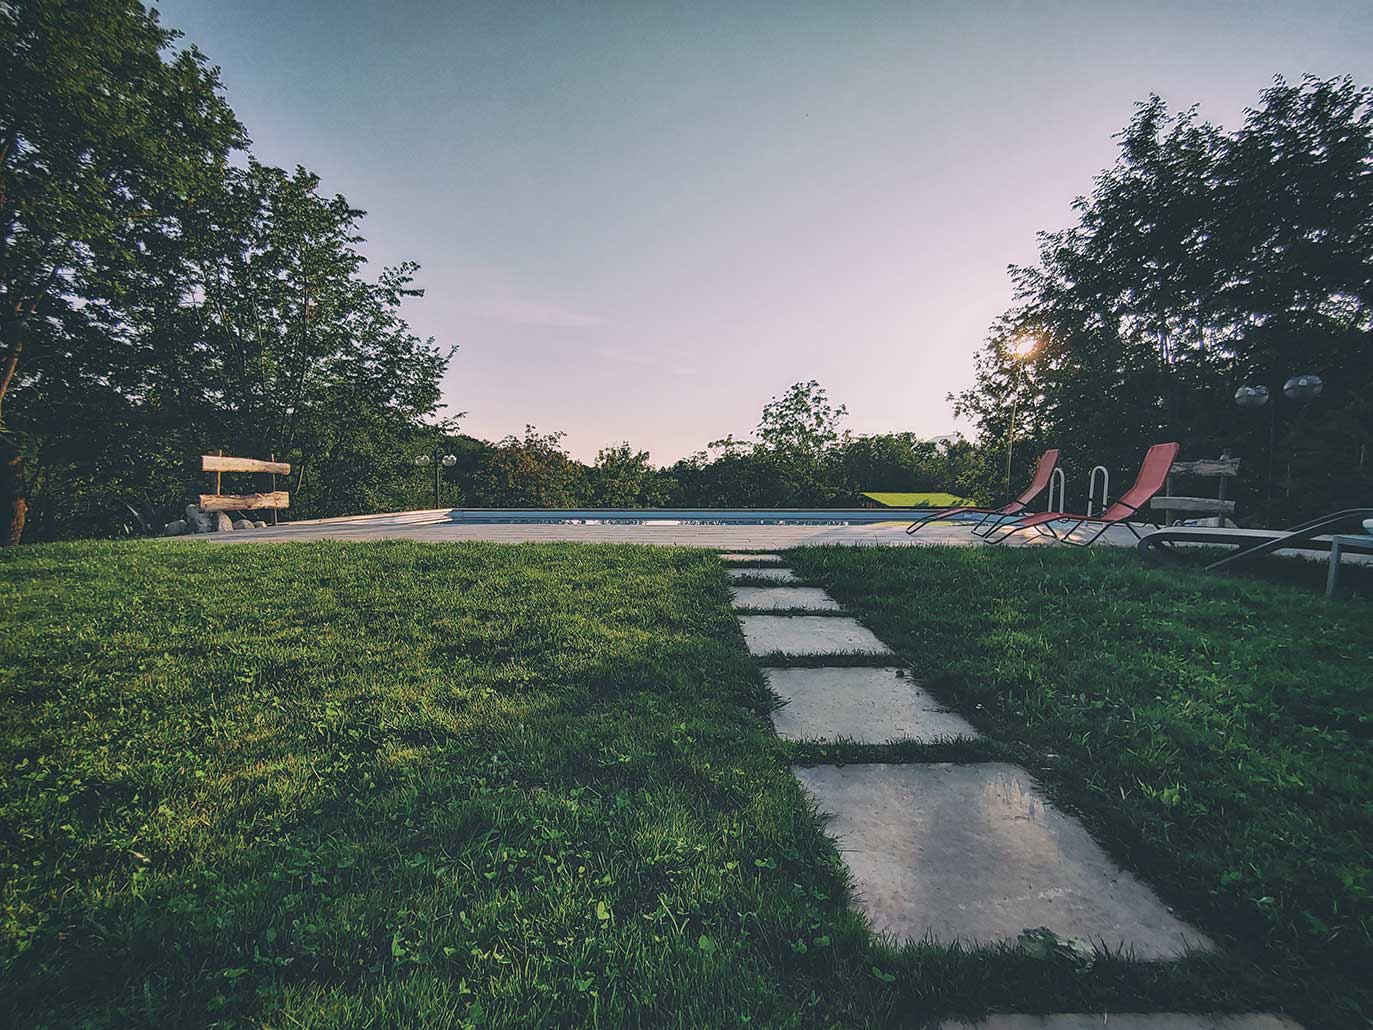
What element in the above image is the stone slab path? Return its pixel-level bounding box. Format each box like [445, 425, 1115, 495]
[730, 586, 842, 610]
[940, 1017, 1302, 1030]
[792, 763, 1211, 957]
[767, 667, 979, 743]
[722, 551, 1301, 1028]
[739, 615, 892, 656]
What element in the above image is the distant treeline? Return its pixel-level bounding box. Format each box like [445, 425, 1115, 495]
[431, 383, 991, 514]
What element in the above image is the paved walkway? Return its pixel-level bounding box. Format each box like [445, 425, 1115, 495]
[200, 509, 1145, 549]
[191, 509, 1373, 584]
[722, 553, 1302, 1029]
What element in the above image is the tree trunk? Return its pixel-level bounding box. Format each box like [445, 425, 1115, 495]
[1, 434, 27, 546]
[1, 303, 34, 546]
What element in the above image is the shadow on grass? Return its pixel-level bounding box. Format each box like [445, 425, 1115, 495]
[786, 541, 1372, 1028]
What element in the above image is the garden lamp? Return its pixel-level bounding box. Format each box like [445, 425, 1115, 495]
[1235, 373, 1326, 525]
[1283, 374, 1324, 402]
[416, 449, 456, 507]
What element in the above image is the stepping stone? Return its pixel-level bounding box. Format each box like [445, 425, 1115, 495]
[731, 586, 841, 611]
[720, 552, 784, 563]
[767, 667, 980, 742]
[792, 763, 1212, 958]
[739, 616, 892, 657]
[940, 1017, 1303, 1030]
[727, 567, 799, 583]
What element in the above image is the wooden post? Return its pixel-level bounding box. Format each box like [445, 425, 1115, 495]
[213, 448, 222, 500]
[1326, 537, 1344, 599]
[270, 452, 278, 526]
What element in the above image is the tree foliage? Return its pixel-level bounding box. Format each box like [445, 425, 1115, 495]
[755, 380, 847, 455]
[414, 381, 982, 513]
[659, 381, 979, 508]
[2, 1, 452, 540]
[2, 0, 246, 541]
[955, 76, 1373, 522]
[590, 443, 669, 507]
[469, 427, 587, 508]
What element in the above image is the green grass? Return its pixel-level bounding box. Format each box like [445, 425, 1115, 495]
[724, 574, 800, 587]
[787, 544, 1373, 1029]
[2, 540, 1268, 1028]
[3, 541, 863, 1028]
[860, 493, 977, 509]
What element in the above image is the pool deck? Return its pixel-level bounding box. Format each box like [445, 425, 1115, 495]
[200, 508, 1142, 548]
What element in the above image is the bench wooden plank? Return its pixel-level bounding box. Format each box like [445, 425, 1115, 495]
[202, 455, 292, 475]
[1149, 496, 1236, 514]
[1169, 458, 1240, 477]
[199, 491, 290, 512]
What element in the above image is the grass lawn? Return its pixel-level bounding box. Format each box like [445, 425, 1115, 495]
[787, 544, 1373, 1029]
[4, 541, 858, 1028]
[0, 540, 1337, 1028]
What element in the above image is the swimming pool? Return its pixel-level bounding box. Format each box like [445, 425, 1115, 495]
[447, 507, 988, 525]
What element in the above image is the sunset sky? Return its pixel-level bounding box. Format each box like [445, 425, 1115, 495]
[161, 0, 1373, 462]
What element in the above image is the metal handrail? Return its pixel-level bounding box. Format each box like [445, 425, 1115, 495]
[1087, 465, 1110, 517]
[1047, 467, 1066, 512]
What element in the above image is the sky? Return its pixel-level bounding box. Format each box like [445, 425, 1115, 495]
[159, 0, 1373, 464]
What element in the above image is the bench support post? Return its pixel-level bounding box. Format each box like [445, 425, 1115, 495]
[1326, 537, 1344, 599]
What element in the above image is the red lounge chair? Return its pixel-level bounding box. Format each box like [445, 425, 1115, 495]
[985, 442, 1180, 547]
[907, 448, 1061, 535]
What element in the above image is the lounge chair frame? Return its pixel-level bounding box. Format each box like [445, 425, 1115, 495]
[989, 499, 1160, 547]
[1137, 508, 1373, 570]
[983, 442, 1179, 548]
[906, 449, 1061, 535]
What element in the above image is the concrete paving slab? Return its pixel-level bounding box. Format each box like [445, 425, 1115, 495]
[202, 512, 1170, 551]
[739, 616, 892, 657]
[792, 763, 1212, 958]
[767, 667, 980, 742]
[720, 552, 785, 562]
[941, 1017, 1303, 1030]
[727, 567, 800, 583]
[731, 586, 842, 611]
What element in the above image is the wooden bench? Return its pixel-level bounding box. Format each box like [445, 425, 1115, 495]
[200, 453, 290, 523]
[1148, 453, 1239, 526]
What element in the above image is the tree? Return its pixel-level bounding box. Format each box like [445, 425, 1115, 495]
[1, 0, 244, 543]
[831, 432, 981, 501]
[750, 380, 849, 505]
[755, 380, 847, 455]
[470, 427, 588, 507]
[589, 443, 667, 507]
[13, 153, 454, 536]
[169, 162, 452, 519]
[955, 76, 1373, 523]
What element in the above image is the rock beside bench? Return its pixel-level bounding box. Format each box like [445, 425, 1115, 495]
[163, 505, 235, 535]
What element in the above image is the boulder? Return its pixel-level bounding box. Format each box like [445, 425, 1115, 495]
[252, 520, 267, 529]
[184, 504, 215, 533]
[232, 518, 253, 530]
[162, 519, 189, 537]
[212, 512, 233, 532]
